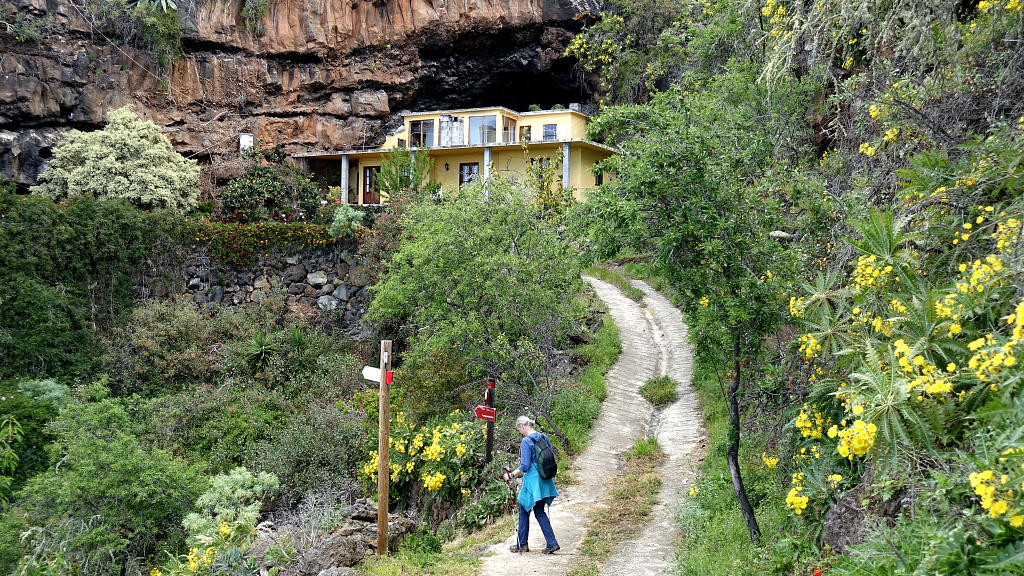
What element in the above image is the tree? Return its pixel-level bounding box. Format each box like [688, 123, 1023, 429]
[32, 107, 199, 213]
[579, 85, 800, 543]
[368, 179, 586, 446]
[12, 384, 204, 575]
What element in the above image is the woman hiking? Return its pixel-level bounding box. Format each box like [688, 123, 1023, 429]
[502, 415, 560, 554]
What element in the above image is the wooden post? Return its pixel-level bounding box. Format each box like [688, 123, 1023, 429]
[377, 340, 393, 555]
[484, 377, 495, 463]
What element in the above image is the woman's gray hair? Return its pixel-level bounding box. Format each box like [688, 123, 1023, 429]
[515, 415, 535, 428]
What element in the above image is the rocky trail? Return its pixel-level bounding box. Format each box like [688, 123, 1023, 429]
[477, 277, 704, 576]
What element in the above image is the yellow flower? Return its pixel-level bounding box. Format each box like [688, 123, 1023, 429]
[689, 485, 699, 497]
[852, 404, 864, 415]
[827, 474, 844, 488]
[762, 452, 779, 468]
[219, 521, 230, 539]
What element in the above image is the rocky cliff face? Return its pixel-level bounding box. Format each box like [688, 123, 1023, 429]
[1, 0, 596, 190]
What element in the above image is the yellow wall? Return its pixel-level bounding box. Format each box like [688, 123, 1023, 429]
[427, 151, 490, 191]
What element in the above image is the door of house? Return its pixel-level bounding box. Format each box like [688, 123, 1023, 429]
[459, 163, 479, 187]
[363, 166, 380, 204]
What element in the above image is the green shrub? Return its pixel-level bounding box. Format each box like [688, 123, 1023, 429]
[0, 379, 69, 496]
[250, 402, 368, 501]
[639, 375, 677, 406]
[105, 300, 235, 396]
[13, 391, 204, 575]
[147, 384, 288, 471]
[329, 203, 365, 238]
[458, 470, 510, 530]
[31, 107, 199, 212]
[0, 192, 177, 380]
[222, 163, 320, 222]
[402, 528, 443, 554]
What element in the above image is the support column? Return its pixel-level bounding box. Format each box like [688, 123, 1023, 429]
[483, 147, 492, 180]
[562, 143, 571, 189]
[340, 155, 349, 204]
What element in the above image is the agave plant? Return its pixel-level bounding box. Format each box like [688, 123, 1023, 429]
[240, 331, 280, 371]
[128, 0, 178, 13]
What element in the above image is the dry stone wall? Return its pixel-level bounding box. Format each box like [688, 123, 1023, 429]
[138, 240, 373, 338]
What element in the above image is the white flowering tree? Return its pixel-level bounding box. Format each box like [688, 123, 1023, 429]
[32, 107, 199, 213]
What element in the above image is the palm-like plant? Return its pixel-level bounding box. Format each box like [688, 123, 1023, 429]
[847, 344, 939, 468]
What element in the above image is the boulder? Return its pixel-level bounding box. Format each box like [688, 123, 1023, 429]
[254, 276, 271, 290]
[307, 270, 329, 287]
[349, 498, 377, 521]
[288, 283, 309, 295]
[280, 534, 368, 576]
[317, 295, 339, 311]
[284, 264, 307, 283]
[332, 285, 350, 301]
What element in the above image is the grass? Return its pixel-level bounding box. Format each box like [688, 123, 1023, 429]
[567, 436, 665, 576]
[639, 375, 678, 406]
[675, 361, 788, 576]
[358, 518, 513, 576]
[551, 313, 621, 454]
[584, 264, 646, 302]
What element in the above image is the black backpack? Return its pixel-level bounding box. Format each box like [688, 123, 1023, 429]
[530, 434, 558, 480]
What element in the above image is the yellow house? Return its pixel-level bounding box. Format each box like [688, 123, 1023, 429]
[293, 106, 618, 205]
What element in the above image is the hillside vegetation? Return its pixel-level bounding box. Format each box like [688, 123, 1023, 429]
[570, 0, 1023, 573]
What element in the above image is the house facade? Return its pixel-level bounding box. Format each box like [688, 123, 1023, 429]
[293, 106, 618, 205]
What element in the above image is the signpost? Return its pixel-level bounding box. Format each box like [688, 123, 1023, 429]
[474, 404, 497, 422]
[362, 341, 392, 556]
[476, 377, 496, 463]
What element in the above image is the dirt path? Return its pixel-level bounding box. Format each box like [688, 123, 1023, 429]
[476, 277, 702, 576]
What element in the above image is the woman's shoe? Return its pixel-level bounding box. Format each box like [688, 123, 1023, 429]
[510, 544, 529, 553]
[542, 544, 560, 554]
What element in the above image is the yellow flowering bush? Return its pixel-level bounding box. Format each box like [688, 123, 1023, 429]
[794, 404, 828, 439]
[360, 410, 484, 502]
[829, 419, 878, 460]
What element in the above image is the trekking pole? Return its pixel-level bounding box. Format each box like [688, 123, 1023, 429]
[503, 466, 522, 554]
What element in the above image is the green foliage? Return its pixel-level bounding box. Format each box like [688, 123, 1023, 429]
[369, 180, 586, 434]
[377, 148, 436, 201]
[106, 300, 238, 396]
[191, 219, 337, 266]
[639, 375, 677, 406]
[627, 435, 660, 457]
[13, 391, 204, 575]
[0, 192, 178, 380]
[403, 528, 444, 554]
[251, 401, 368, 501]
[457, 472, 510, 529]
[329, 203, 365, 238]
[148, 384, 288, 472]
[241, 0, 268, 29]
[564, 0, 687, 104]
[181, 467, 279, 546]
[32, 107, 199, 212]
[0, 379, 68, 499]
[222, 162, 320, 222]
[393, 347, 475, 421]
[0, 416, 22, 504]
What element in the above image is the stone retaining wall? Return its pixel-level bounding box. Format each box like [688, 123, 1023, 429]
[135, 240, 372, 338]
